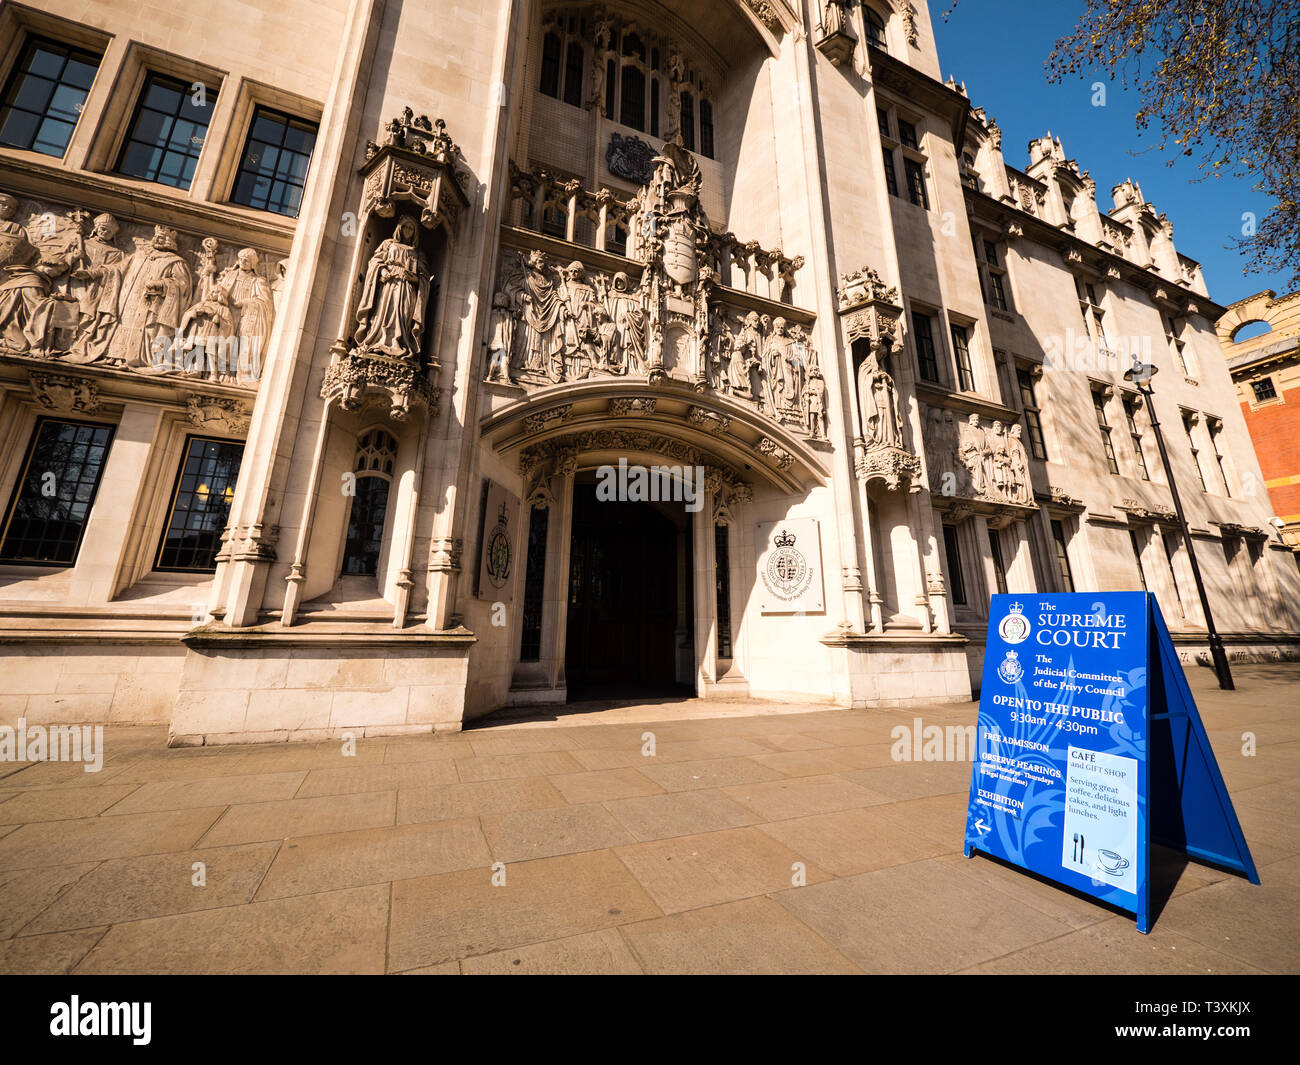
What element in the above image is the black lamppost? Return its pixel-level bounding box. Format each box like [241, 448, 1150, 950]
[1123, 359, 1234, 690]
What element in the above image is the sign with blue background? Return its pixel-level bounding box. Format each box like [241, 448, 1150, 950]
[964, 592, 1258, 933]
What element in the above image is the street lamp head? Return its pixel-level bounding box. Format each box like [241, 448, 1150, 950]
[1123, 357, 1158, 387]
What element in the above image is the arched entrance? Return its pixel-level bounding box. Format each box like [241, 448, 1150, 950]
[480, 381, 830, 709]
[565, 475, 694, 698]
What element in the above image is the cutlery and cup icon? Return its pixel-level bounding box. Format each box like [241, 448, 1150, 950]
[1073, 832, 1129, 876]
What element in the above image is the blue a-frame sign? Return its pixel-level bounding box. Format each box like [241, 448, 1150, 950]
[963, 591, 1258, 933]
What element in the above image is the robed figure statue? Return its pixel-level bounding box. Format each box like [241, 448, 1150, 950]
[353, 215, 431, 362]
[856, 343, 903, 449]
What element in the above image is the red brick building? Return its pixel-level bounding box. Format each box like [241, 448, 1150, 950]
[1219, 290, 1300, 563]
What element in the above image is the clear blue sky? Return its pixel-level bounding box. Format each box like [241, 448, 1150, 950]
[932, 0, 1286, 307]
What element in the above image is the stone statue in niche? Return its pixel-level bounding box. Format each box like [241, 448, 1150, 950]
[663, 48, 688, 142]
[821, 0, 851, 35]
[485, 291, 516, 382]
[608, 271, 646, 374]
[116, 225, 194, 368]
[589, 12, 615, 116]
[857, 344, 903, 449]
[353, 215, 431, 363]
[804, 359, 827, 440]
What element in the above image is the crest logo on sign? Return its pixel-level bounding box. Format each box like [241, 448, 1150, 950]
[997, 650, 1023, 684]
[485, 502, 511, 589]
[997, 601, 1030, 644]
[762, 528, 812, 601]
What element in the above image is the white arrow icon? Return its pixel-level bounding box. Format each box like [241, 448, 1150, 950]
[975, 819, 989, 834]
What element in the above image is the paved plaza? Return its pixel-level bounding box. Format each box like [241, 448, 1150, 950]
[0, 662, 1296, 975]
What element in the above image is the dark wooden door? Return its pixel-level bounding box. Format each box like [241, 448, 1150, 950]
[565, 486, 684, 696]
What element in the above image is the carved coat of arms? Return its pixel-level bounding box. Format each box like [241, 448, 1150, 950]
[605, 133, 656, 185]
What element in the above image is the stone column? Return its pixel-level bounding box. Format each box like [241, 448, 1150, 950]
[547, 470, 575, 691]
[693, 496, 716, 690]
[975, 515, 999, 604]
[1007, 519, 1034, 591]
[209, 0, 388, 628]
[72, 402, 164, 605]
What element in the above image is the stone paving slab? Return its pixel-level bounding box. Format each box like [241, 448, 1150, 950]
[0, 662, 1295, 974]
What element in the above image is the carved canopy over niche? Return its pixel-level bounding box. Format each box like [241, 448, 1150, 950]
[320, 109, 469, 422]
[0, 189, 281, 391]
[837, 264, 920, 491]
[487, 143, 824, 441]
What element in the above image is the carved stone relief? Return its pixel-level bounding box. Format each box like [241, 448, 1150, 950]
[0, 190, 276, 388]
[608, 397, 656, 416]
[491, 143, 820, 439]
[925, 405, 1035, 506]
[186, 395, 252, 434]
[28, 371, 100, 413]
[606, 133, 657, 186]
[744, 0, 783, 32]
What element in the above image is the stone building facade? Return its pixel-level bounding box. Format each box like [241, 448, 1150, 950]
[1, 0, 1297, 744]
[1217, 289, 1300, 557]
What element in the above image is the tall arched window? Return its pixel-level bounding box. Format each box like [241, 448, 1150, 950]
[539, 32, 562, 97]
[864, 7, 886, 49]
[532, 10, 719, 159]
[619, 32, 648, 130]
[538, 15, 587, 108]
[700, 99, 714, 158]
[563, 40, 584, 107]
[680, 91, 695, 151]
[342, 429, 396, 577]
